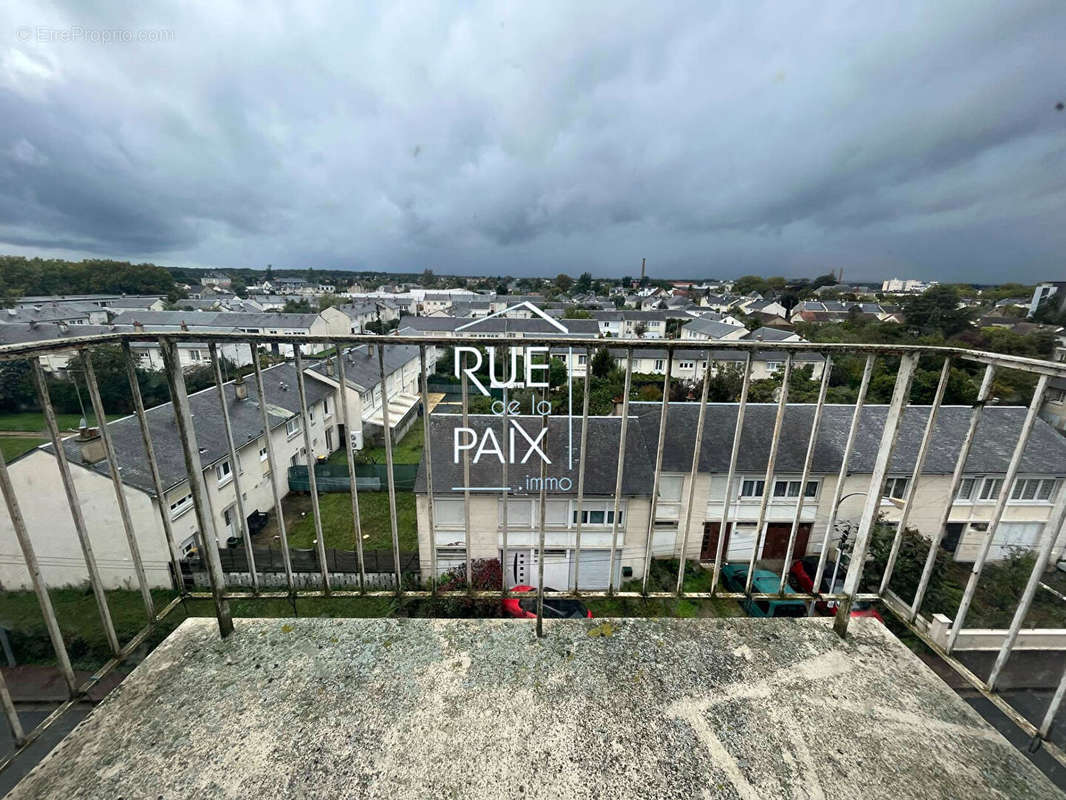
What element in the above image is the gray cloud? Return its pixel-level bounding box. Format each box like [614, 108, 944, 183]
[1, 0, 1064, 281]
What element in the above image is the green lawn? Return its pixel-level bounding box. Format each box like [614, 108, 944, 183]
[0, 410, 114, 433]
[0, 436, 46, 462]
[328, 424, 425, 466]
[286, 491, 418, 551]
[585, 559, 744, 619]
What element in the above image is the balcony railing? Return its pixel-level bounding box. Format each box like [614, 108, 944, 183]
[1, 330, 1065, 773]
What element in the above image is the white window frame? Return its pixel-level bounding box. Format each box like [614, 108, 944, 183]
[739, 479, 765, 499]
[286, 417, 301, 437]
[215, 460, 232, 486]
[882, 476, 908, 501]
[1010, 477, 1062, 504]
[169, 493, 193, 520]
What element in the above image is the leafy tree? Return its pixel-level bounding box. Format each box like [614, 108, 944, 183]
[554, 273, 574, 292]
[575, 271, 593, 293]
[562, 308, 592, 319]
[811, 272, 839, 289]
[611, 295, 625, 308]
[902, 286, 972, 336]
[421, 269, 437, 288]
[591, 347, 614, 379]
[732, 275, 768, 295]
[283, 298, 314, 314]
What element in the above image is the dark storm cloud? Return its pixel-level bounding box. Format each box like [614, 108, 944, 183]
[1, 0, 1065, 280]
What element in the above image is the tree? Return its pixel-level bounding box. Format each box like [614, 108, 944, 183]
[421, 269, 437, 288]
[283, 298, 314, 314]
[264, 264, 274, 282]
[575, 271, 593, 293]
[902, 286, 972, 336]
[591, 347, 614, 379]
[562, 308, 592, 319]
[811, 272, 838, 289]
[555, 273, 574, 292]
[611, 295, 625, 308]
[732, 275, 769, 296]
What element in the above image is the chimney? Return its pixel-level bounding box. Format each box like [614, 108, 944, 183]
[133, 320, 144, 332]
[324, 358, 335, 378]
[57, 321, 69, 334]
[234, 372, 248, 401]
[367, 343, 376, 359]
[76, 421, 107, 465]
[180, 321, 189, 331]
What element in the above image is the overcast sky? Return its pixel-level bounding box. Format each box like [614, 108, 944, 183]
[1, 1, 1064, 282]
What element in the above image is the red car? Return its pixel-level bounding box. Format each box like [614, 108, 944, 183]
[789, 557, 884, 622]
[502, 586, 593, 619]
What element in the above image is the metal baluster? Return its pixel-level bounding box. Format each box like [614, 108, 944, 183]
[209, 343, 258, 593]
[32, 360, 120, 655]
[711, 354, 753, 595]
[377, 344, 402, 591]
[947, 374, 1049, 651]
[745, 354, 793, 595]
[676, 349, 712, 594]
[642, 349, 673, 595]
[81, 351, 154, 618]
[122, 342, 184, 593]
[250, 345, 295, 593]
[834, 353, 919, 636]
[879, 358, 951, 595]
[573, 347, 592, 593]
[416, 345, 436, 591]
[909, 365, 995, 621]
[0, 444, 77, 694]
[0, 672, 23, 746]
[334, 347, 367, 592]
[987, 486, 1066, 690]
[293, 349, 330, 593]
[535, 394, 549, 638]
[159, 339, 232, 637]
[812, 355, 874, 605]
[778, 356, 832, 594]
[500, 381, 509, 594]
[607, 348, 634, 594]
[460, 350, 472, 590]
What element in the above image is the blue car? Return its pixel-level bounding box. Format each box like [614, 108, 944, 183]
[719, 563, 808, 618]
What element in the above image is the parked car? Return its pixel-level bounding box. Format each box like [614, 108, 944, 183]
[718, 564, 807, 618]
[502, 585, 593, 619]
[789, 557, 884, 622]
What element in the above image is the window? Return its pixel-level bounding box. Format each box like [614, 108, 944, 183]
[323, 398, 331, 416]
[433, 499, 465, 527]
[1050, 389, 1066, 404]
[259, 446, 269, 462]
[773, 480, 818, 499]
[572, 508, 622, 526]
[979, 477, 1003, 501]
[956, 477, 976, 501]
[169, 493, 193, 519]
[545, 500, 569, 526]
[766, 362, 782, 373]
[1011, 478, 1061, 503]
[740, 479, 765, 498]
[309, 406, 315, 421]
[188, 349, 203, 362]
[286, 417, 301, 437]
[658, 475, 683, 502]
[215, 460, 232, 485]
[654, 359, 665, 371]
[361, 391, 373, 406]
[882, 477, 908, 501]
[678, 361, 694, 370]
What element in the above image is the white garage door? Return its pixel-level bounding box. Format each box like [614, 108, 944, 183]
[571, 549, 619, 590]
[987, 522, 1043, 561]
[726, 526, 758, 561]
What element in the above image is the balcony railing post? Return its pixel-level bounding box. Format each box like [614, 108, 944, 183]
[159, 339, 233, 638]
[947, 374, 1050, 651]
[677, 349, 712, 594]
[641, 349, 673, 595]
[122, 342, 184, 593]
[812, 355, 874, 601]
[779, 355, 832, 594]
[711, 353, 753, 595]
[1041, 662, 1066, 740]
[460, 350, 472, 590]
[988, 486, 1066, 691]
[81, 350, 155, 618]
[250, 345, 295, 593]
[416, 345, 436, 592]
[535, 394, 549, 638]
[293, 349, 330, 593]
[745, 354, 793, 595]
[208, 343, 258, 594]
[572, 347, 592, 593]
[607, 347, 634, 594]
[834, 352, 918, 636]
[0, 671, 23, 747]
[909, 365, 995, 622]
[334, 347, 367, 592]
[500, 382, 509, 594]
[377, 344, 402, 591]
[32, 359, 121, 655]
[879, 357, 951, 595]
[0, 443, 77, 695]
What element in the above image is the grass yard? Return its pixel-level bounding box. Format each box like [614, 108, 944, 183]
[328, 424, 425, 466]
[0, 410, 114, 433]
[0, 436, 45, 462]
[585, 559, 744, 619]
[284, 490, 419, 551]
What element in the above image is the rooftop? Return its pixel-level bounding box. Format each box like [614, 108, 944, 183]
[8, 616, 1058, 799]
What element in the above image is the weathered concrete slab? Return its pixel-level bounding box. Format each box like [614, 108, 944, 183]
[8, 616, 1063, 799]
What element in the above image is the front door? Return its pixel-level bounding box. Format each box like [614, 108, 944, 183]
[700, 522, 731, 561]
[761, 523, 811, 560]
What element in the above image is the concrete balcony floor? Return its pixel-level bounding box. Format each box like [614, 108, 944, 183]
[7, 616, 1063, 799]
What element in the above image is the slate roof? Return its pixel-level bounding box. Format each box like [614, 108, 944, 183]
[398, 316, 599, 336]
[305, 343, 420, 391]
[0, 303, 99, 324]
[111, 310, 321, 329]
[48, 362, 332, 495]
[742, 326, 796, 342]
[415, 403, 1066, 496]
[414, 415, 655, 496]
[683, 318, 745, 338]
